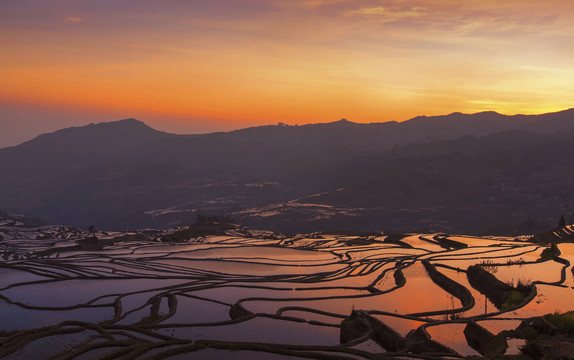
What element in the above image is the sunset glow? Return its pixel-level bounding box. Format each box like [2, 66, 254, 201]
[2, 0, 574, 146]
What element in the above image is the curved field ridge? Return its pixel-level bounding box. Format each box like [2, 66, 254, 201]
[1, 222, 573, 359]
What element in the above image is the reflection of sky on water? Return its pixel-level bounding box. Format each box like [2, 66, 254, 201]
[1, 224, 574, 358]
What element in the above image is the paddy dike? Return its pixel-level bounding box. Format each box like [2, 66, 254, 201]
[1, 220, 574, 359]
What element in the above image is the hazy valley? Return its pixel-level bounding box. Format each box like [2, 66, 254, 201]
[1, 109, 574, 235]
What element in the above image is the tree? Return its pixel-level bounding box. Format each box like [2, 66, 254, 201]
[558, 215, 566, 228]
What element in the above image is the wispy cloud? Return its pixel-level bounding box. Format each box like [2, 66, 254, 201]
[346, 6, 427, 18]
[2, 0, 574, 126]
[278, 0, 357, 9]
[65, 17, 83, 23]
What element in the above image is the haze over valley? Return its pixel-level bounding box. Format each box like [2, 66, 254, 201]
[1, 109, 573, 235]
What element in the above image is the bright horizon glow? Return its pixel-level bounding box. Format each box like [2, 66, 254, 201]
[2, 0, 574, 146]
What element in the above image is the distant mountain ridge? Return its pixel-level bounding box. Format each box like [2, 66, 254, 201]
[7, 108, 574, 152]
[1, 109, 574, 234]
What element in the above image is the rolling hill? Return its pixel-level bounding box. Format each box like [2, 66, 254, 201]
[1, 109, 574, 234]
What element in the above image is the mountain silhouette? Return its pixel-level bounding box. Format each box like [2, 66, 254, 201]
[1, 109, 574, 233]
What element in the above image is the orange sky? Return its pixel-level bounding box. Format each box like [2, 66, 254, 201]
[1, 0, 574, 146]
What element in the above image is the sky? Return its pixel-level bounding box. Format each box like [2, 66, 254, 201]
[1, 0, 574, 147]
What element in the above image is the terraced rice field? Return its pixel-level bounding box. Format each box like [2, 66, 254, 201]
[1, 221, 573, 359]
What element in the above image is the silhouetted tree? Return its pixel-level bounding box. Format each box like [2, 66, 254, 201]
[558, 215, 566, 228]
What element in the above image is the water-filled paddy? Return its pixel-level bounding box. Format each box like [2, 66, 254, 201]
[1, 224, 574, 359]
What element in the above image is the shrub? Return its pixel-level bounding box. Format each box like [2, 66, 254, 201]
[506, 257, 525, 265]
[547, 311, 574, 333]
[479, 259, 499, 274]
[540, 243, 559, 261]
[515, 279, 532, 292]
[501, 290, 525, 310]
